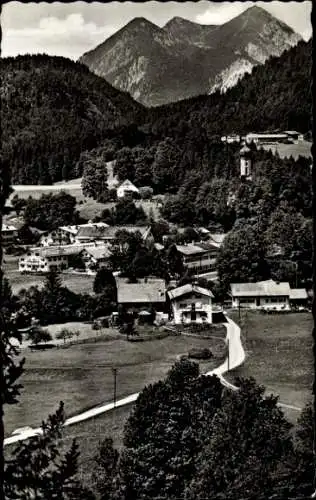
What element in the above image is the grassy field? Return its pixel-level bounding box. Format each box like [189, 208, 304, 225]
[4, 334, 225, 437]
[9, 176, 163, 221]
[77, 198, 162, 221]
[4, 269, 95, 295]
[226, 311, 313, 422]
[259, 140, 312, 160]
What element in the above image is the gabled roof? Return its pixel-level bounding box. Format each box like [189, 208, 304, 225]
[175, 242, 217, 256]
[175, 244, 207, 256]
[84, 246, 112, 260]
[168, 284, 214, 300]
[76, 225, 151, 241]
[289, 289, 308, 300]
[116, 278, 166, 304]
[2, 224, 18, 232]
[27, 245, 84, 258]
[118, 179, 139, 192]
[208, 234, 226, 247]
[231, 280, 291, 297]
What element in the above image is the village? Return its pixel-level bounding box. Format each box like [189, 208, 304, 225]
[2, 138, 311, 332]
[0, 2, 313, 497]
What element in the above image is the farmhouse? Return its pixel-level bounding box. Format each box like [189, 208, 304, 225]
[245, 132, 290, 144]
[284, 130, 304, 142]
[289, 288, 309, 309]
[75, 224, 153, 246]
[168, 283, 214, 325]
[1, 223, 18, 246]
[81, 245, 112, 272]
[19, 246, 83, 273]
[40, 228, 72, 246]
[176, 242, 218, 276]
[117, 179, 139, 199]
[40, 223, 110, 246]
[230, 280, 293, 310]
[116, 278, 166, 311]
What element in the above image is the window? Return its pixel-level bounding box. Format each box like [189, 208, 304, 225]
[180, 303, 187, 308]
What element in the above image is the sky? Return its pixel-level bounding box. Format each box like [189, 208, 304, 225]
[1, 1, 312, 60]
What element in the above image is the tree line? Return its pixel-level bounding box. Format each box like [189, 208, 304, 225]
[1, 39, 311, 187]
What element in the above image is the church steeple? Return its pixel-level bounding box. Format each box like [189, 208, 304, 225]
[240, 144, 252, 180]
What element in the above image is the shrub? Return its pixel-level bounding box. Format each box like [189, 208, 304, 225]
[56, 328, 74, 342]
[27, 327, 52, 345]
[188, 348, 213, 360]
[139, 186, 154, 200]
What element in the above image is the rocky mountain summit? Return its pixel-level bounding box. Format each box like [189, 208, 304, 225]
[79, 6, 302, 106]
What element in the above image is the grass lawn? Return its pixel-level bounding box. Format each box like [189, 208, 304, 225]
[9, 183, 85, 203]
[10, 174, 163, 222]
[78, 198, 162, 221]
[4, 269, 95, 295]
[260, 140, 312, 160]
[227, 311, 313, 423]
[4, 334, 225, 437]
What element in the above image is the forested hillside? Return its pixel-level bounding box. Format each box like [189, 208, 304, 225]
[80, 39, 311, 207]
[148, 38, 311, 137]
[0, 54, 144, 184]
[1, 39, 311, 187]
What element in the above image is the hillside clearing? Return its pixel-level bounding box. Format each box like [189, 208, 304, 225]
[259, 140, 312, 160]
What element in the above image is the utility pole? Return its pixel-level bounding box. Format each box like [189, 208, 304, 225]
[227, 337, 230, 371]
[112, 367, 117, 408]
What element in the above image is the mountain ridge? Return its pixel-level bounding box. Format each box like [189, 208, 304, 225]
[79, 6, 302, 106]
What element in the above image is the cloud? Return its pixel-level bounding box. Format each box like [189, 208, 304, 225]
[1, 1, 312, 60]
[195, 1, 312, 39]
[1, 13, 118, 59]
[196, 2, 252, 25]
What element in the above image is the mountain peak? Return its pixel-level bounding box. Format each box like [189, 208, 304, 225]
[165, 17, 193, 27]
[80, 5, 303, 107]
[119, 17, 161, 34]
[240, 5, 298, 34]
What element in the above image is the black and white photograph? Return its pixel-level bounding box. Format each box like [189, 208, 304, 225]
[0, 1, 314, 498]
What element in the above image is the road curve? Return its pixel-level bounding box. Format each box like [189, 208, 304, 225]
[4, 316, 301, 446]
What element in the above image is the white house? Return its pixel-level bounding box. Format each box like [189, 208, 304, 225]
[168, 284, 214, 325]
[245, 133, 289, 144]
[284, 130, 304, 142]
[19, 245, 85, 274]
[230, 280, 292, 311]
[117, 179, 139, 199]
[40, 222, 109, 246]
[1, 223, 18, 246]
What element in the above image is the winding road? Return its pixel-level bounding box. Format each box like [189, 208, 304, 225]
[3, 315, 301, 447]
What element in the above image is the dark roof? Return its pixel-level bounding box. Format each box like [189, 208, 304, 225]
[77, 225, 151, 240]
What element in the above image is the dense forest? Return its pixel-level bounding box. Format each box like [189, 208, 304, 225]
[0, 54, 145, 185]
[148, 38, 312, 138]
[0, 39, 311, 186]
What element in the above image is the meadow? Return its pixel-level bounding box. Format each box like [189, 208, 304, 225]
[4, 334, 225, 437]
[227, 311, 313, 422]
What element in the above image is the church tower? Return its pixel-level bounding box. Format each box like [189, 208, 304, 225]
[240, 144, 252, 180]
